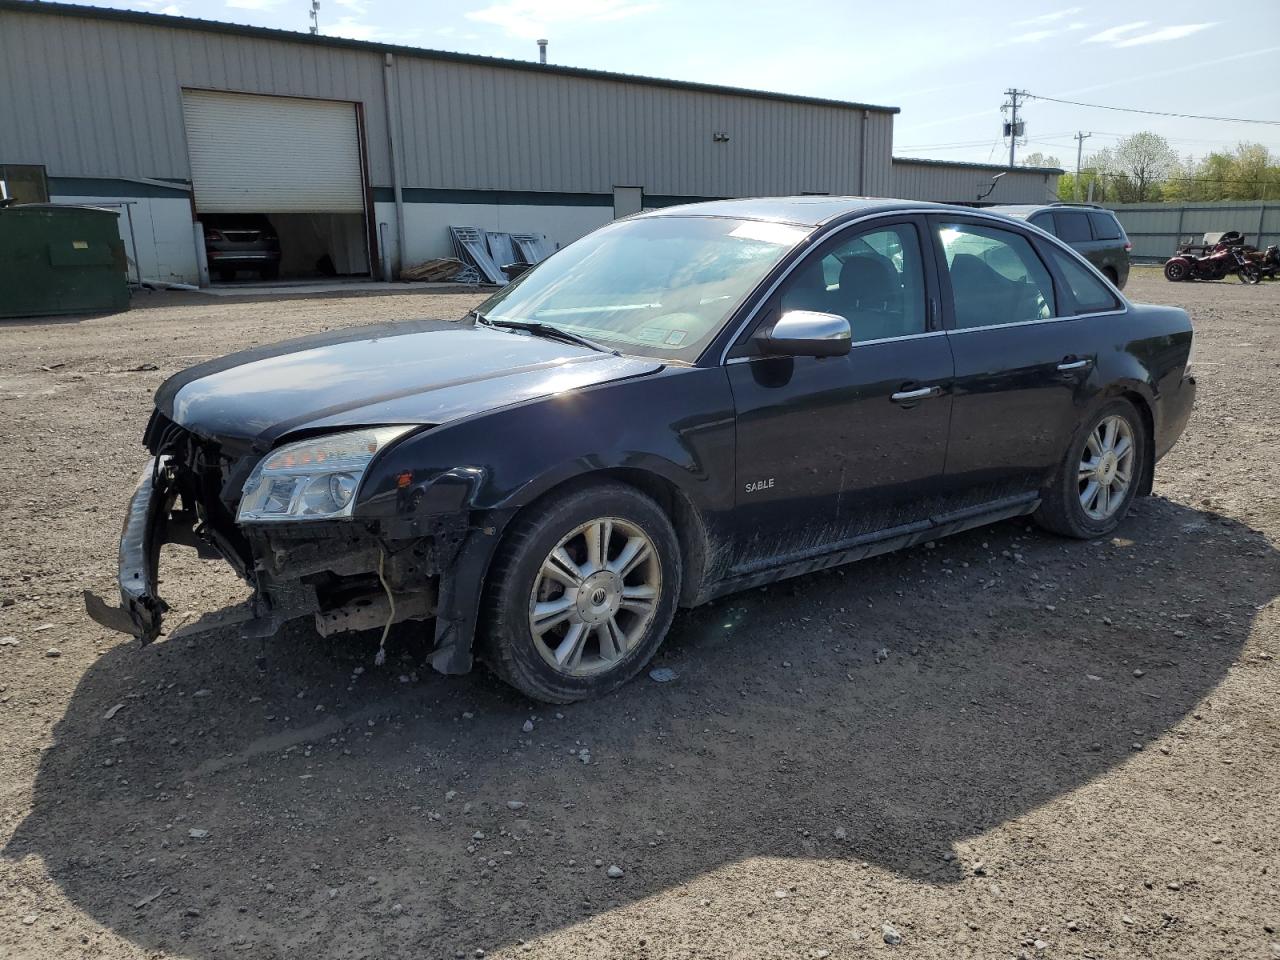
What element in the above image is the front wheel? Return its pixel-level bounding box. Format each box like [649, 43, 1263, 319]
[480, 482, 681, 703]
[1239, 264, 1262, 284]
[1035, 399, 1146, 539]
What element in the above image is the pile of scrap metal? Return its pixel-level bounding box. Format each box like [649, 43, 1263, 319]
[449, 227, 551, 285]
[398, 256, 479, 284]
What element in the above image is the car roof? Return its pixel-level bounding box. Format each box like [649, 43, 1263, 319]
[987, 203, 1116, 219]
[636, 196, 950, 228]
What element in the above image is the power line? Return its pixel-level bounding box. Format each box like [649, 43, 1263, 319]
[1024, 93, 1280, 126]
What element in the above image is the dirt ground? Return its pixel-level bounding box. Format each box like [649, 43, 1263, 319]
[1, 269, 1277, 960]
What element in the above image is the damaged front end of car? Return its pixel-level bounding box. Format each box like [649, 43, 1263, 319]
[84, 411, 495, 675]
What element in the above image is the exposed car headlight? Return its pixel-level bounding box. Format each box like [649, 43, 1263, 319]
[237, 426, 415, 523]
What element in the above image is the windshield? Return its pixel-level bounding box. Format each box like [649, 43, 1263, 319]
[474, 216, 810, 362]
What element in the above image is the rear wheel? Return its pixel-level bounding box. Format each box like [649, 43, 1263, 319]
[1163, 259, 1188, 282]
[480, 482, 681, 703]
[1035, 399, 1146, 539]
[1103, 266, 1119, 286]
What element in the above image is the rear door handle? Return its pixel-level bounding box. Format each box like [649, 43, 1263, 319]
[891, 385, 941, 403]
[1056, 358, 1091, 372]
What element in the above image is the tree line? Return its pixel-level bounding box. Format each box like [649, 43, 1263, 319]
[1020, 133, 1280, 204]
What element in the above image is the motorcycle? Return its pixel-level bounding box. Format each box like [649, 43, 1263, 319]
[1165, 231, 1262, 284]
[1250, 244, 1280, 281]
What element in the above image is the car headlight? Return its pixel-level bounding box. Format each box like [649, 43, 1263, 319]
[237, 426, 415, 523]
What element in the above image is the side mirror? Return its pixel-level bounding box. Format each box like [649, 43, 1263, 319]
[757, 310, 851, 358]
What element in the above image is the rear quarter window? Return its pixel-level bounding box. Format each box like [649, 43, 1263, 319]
[1045, 245, 1121, 314]
[1088, 212, 1123, 240]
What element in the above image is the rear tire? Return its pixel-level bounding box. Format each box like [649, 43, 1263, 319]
[1163, 260, 1188, 282]
[1034, 399, 1146, 539]
[479, 482, 681, 703]
[1103, 266, 1119, 286]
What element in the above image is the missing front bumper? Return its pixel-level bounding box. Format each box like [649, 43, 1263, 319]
[83, 457, 174, 642]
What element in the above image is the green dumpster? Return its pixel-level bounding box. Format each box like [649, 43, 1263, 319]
[0, 204, 130, 319]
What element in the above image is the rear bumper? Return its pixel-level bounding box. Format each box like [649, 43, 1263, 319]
[207, 251, 281, 265]
[1156, 373, 1197, 461]
[83, 457, 175, 642]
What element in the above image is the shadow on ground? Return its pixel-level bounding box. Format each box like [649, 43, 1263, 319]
[7, 497, 1277, 957]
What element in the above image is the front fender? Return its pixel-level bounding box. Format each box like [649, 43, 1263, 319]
[352, 364, 738, 674]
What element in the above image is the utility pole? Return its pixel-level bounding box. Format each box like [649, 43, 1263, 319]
[1002, 89, 1028, 168]
[1073, 131, 1093, 202]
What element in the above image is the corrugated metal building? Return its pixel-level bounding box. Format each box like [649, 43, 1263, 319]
[892, 157, 1062, 205]
[0, 0, 900, 284]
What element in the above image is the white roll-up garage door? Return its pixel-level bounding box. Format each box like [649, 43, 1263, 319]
[182, 90, 365, 214]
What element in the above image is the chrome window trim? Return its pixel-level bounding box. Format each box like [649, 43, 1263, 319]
[946, 307, 1127, 337]
[716, 207, 1131, 366]
[724, 329, 946, 364]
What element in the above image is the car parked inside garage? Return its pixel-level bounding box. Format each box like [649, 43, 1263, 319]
[86, 197, 1195, 703]
[202, 213, 281, 282]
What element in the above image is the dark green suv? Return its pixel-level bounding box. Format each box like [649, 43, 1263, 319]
[988, 203, 1131, 289]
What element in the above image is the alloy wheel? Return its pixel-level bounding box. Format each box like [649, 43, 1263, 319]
[528, 517, 662, 676]
[1078, 415, 1135, 521]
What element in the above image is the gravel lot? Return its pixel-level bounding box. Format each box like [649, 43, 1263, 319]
[1, 269, 1277, 960]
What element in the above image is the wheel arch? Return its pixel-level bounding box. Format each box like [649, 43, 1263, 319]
[1107, 387, 1156, 497]
[487, 466, 713, 608]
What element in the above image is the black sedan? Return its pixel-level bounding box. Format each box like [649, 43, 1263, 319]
[86, 198, 1196, 703]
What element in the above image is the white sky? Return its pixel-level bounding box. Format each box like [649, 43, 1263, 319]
[79, 0, 1280, 169]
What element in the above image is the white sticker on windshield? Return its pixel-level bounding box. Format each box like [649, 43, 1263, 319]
[729, 221, 808, 246]
[664, 330, 688, 346]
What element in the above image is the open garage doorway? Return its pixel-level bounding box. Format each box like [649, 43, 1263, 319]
[182, 89, 374, 285]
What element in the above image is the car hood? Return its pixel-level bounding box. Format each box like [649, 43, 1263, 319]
[156, 318, 661, 449]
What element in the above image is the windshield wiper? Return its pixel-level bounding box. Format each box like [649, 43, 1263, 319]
[475, 314, 617, 355]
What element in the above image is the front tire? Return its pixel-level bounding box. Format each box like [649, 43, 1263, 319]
[1035, 399, 1146, 539]
[480, 482, 681, 703]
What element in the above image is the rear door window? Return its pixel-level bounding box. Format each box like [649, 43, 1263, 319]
[1088, 212, 1122, 240]
[1028, 212, 1055, 235]
[937, 222, 1056, 328]
[1053, 211, 1092, 243]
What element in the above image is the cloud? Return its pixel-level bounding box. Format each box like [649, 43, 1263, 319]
[1084, 21, 1149, 44]
[333, 0, 367, 13]
[325, 16, 420, 41]
[1084, 20, 1214, 47]
[1016, 6, 1081, 26]
[130, 0, 182, 12]
[1010, 29, 1057, 43]
[466, 0, 658, 40]
[1113, 23, 1214, 47]
[225, 0, 284, 9]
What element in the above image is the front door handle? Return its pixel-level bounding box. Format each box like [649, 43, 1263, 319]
[1057, 358, 1092, 372]
[891, 385, 941, 403]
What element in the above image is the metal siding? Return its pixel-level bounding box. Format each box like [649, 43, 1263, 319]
[892, 160, 1058, 203]
[1, 6, 894, 199]
[1108, 201, 1280, 261]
